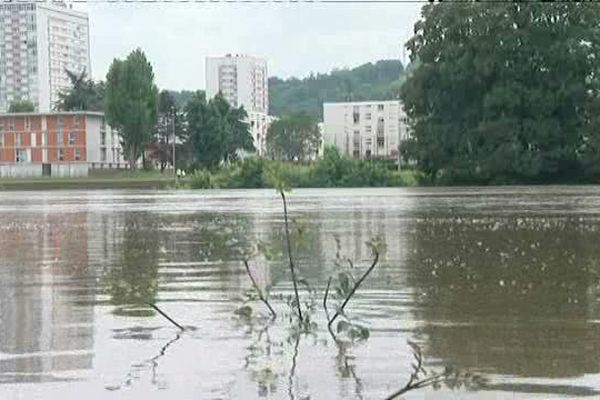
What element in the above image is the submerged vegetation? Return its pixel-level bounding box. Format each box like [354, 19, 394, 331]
[137, 180, 485, 398]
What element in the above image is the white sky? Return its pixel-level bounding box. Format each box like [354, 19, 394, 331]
[76, 2, 423, 90]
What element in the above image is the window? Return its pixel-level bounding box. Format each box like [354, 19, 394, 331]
[365, 126, 372, 134]
[57, 130, 63, 145]
[365, 113, 372, 121]
[8, 118, 15, 131]
[75, 148, 81, 161]
[100, 130, 106, 146]
[352, 106, 360, 124]
[378, 104, 385, 111]
[58, 148, 64, 161]
[0, 119, 4, 134]
[15, 133, 22, 147]
[377, 137, 385, 148]
[68, 131, 76, 145]
[0, 133, 3, 147]
[24, 116, 30, 131]
[42, 130, 47, 146]
[30, 132, 36, 147]
[73, 114, 81, 128]
[15, 148, 27, 163]
[100, 148, 106, 162]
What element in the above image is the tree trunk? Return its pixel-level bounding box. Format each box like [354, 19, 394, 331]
[129, 146, 137, 170]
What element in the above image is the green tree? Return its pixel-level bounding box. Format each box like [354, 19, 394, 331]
[402, 2, 600, 183]
[56, 69, 105, 112]
[185, 92, 254, 168]
[105, 49, 159, 170]
[8, 100, 35, 112]
[266, 113, 321, 161]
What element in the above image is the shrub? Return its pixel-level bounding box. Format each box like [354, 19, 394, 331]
[189, 169, 212, 189]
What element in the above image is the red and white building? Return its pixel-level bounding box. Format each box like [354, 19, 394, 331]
[0, 111, 125, 177]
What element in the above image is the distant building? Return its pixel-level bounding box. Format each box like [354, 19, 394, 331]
[205, 54, 275, 156]
[205, 54, 268, 113]
[247, 111, 277, 157]
[0, 111, 125, 177]
[0, 2, 91, 112]
[322, 100, 409, 161]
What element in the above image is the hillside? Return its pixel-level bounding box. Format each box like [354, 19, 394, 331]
[268, 60, 405, 121]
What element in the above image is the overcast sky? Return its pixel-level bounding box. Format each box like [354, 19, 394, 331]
[76, 3, 423, 91]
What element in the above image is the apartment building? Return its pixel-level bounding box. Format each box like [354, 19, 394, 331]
[206, 54, 268, 113]
[206, 54, 275, 156]
[0, 2, 91, 112]
[322, 100, 410, 160]
[0, 111, 124, 177]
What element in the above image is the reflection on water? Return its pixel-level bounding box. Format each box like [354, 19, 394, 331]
[0, 209, 94, 384]
[0, 188, 599, 399]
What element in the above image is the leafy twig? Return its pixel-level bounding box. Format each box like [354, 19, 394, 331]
[243, 259, 277, 318]
[383, 341, 485, 399]
[147, 303, 185, 331]
[327, 246, 380, 331]
[281, 191, 303, 323]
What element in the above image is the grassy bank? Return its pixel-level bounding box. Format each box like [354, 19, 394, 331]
[0, 171, 176, 191]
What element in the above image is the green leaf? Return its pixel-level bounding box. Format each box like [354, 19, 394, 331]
[337, 320, 351, 333]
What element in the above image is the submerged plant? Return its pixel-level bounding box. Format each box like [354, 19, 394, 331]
[383, 341, 487, 399]
[324, 237, 385, 342]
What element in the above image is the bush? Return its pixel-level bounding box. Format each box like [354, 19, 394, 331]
[189, 169, 212, 189]
[186, 149, 424, 189]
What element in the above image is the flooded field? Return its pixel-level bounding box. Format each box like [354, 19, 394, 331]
[0, 187, 600, 399]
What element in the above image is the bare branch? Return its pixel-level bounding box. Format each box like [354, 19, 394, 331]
[323, 276, 332, 319]
[243, 259, 277, 318]
[147, 303, 185, 331]
[281, 191, 303, 322]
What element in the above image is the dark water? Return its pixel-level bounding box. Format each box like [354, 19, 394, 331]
[0, 187, 600, 399]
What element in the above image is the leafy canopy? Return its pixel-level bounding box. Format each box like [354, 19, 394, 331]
[105, 49, 159, 169]
[56, 69, 105, 112]
[185, 92, 254, 168]
[8, 100, 35, 113]
[402, 2, 600, 183]
[266, 113, 321, 161]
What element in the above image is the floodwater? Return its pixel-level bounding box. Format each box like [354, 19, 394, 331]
[0, 187, 600, 400]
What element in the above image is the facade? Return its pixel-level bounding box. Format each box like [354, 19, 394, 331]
[247, 111, 277, 157]
[0, 2, 91, 112]
[0, 111, 124, 177]
[206, 54, 275, 156]
[322, 100, 410, 161]
[205, 54, 268, 113]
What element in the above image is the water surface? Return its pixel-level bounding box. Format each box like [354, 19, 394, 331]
[1, 187, 600, 399]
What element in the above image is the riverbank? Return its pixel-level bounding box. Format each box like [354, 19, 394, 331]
[0, 171, 177, 191]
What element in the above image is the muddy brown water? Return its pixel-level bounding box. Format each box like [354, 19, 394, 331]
[1, 187, 599, 399]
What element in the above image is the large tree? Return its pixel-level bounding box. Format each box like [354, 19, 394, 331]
[402, 2, 600, 183]
[105, 49, 159, 169]
[266, 113, 321, 161]
[8, 100, 35, 112]
[56, 69, 105, 112]
[185, 92, 254, 168]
